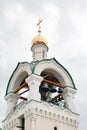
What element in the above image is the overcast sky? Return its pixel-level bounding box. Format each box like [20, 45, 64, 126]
[0, 0, 87, 129]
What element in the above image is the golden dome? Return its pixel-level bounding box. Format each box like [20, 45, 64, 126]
[32, 34, 48, 46]
[32, 19, 48, 46]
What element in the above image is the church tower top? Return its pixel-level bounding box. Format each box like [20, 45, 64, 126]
[31, 19, 48, 61]
[32, 19, 48, 46]
[2, 19, 79, 130]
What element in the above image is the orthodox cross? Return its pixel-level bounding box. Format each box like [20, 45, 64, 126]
[37, 19, 42, 35]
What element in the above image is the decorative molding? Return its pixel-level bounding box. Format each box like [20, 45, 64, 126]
[2, 100, 79, 130]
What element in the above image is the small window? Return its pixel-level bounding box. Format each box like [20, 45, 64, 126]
[54, 127, 57, 130]
[21, 117, 25, 130]
[17, 116, 25, 130]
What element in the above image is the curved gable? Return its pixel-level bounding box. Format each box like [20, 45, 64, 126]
[5, 62, 32, 96]
[33, 58, 76, 89]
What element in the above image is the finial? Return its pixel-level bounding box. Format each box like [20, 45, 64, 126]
[37, 19, 42, 35]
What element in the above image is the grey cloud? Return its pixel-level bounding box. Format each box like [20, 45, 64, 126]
[0, 0, 47, 14]
[0, 0, 87, 130]
[67, 55, 87, 68]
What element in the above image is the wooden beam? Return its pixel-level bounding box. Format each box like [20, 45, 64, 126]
[43, 79, 65, 88]
[19, 88, 30, 95]
[14, 82, 28, 93]
[20, 96, 27, 101]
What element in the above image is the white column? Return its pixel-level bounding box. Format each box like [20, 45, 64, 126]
[26, 74, 43, 101]
[5, 93, 20, 115]
[63, 86, 77, 113]
[30, 114, 36, 130]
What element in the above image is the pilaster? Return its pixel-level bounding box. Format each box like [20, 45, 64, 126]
[26, 74, 43, 101]
[63, 86, 77, 113]
[30, 113, 36, 130]
[5, 93, 20, 115]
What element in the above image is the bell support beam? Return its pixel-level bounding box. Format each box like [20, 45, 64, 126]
[20, 96, 27, 101]
[43, 79, 65, 89]
[19, 88, 30, 95]
[13, 76, 64, 94]
[13, 82, 28, 94]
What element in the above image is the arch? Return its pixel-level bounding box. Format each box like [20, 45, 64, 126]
[58, 114, 60, 120]
[62, 116, 65, 122]
[51, 105, 61, 113]
[70, 118, 72, 124]
[35, 107, 38, 113]
[34, 58, 76, 89]
[66, 117, 69, 123]
[40, 109, 43, 115]
[5, 62, 32, 95]
[54, 126, 58, 130]
[44, 110, 47, 117]
[49, 112, 51, 117]
[53, 113, 56, 119]
[41, 102, 50, 109]
[74, 120, 77, 125]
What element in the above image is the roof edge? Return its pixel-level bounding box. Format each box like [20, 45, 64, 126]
[32, 58, 76, 89]
[5, 62, 31, 96]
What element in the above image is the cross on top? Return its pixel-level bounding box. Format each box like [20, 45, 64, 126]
[37, 19, 42, 35]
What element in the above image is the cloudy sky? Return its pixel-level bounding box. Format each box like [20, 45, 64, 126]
[0, 0, 87, 129]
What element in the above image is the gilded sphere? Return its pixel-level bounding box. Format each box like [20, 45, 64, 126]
[32, 35, 48, 46]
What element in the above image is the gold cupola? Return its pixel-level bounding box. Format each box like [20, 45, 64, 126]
[32, 34, 48, 46]
[31, 19, 48, 61]
[32, 19, 48, 46]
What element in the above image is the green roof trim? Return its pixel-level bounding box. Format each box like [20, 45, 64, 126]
[53, 58, 76, 89]
[6, 62, 20, 96]
[5, 62, 31, 96]
[30, 60, 39, 73]
[31, 58, 76, 89]
[5, 58, 76, 96]
[5, 61, 40, 96]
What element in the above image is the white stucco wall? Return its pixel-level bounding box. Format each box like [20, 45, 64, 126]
[2, 100, 79, 130]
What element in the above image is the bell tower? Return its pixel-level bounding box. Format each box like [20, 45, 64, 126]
[2, 20, 79, 130]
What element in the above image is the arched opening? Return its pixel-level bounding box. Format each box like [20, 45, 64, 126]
[39, 69, 65, 107]
[13, 72, 29, 105]
[54, 126, 57, 130]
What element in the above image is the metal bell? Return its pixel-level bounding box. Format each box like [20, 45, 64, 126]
[60, 96, 64, 100]
[58, 95, 64, 102]
[58, 96, 62, 101]
[50, 86, 57, 93]
[58, 87, 63, 93]
[40, 82, 50, 92]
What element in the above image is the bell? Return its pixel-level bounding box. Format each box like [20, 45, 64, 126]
[50, 86, 57, 93]
[58, 95, 64, 102]
[58, 87, 63, 93]
[61, 96, 64, 100]
[40, 82, 50, 92]
[58, 96, 62, 101]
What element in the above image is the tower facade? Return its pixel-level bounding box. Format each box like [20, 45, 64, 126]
[2, 20, 79, 130]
